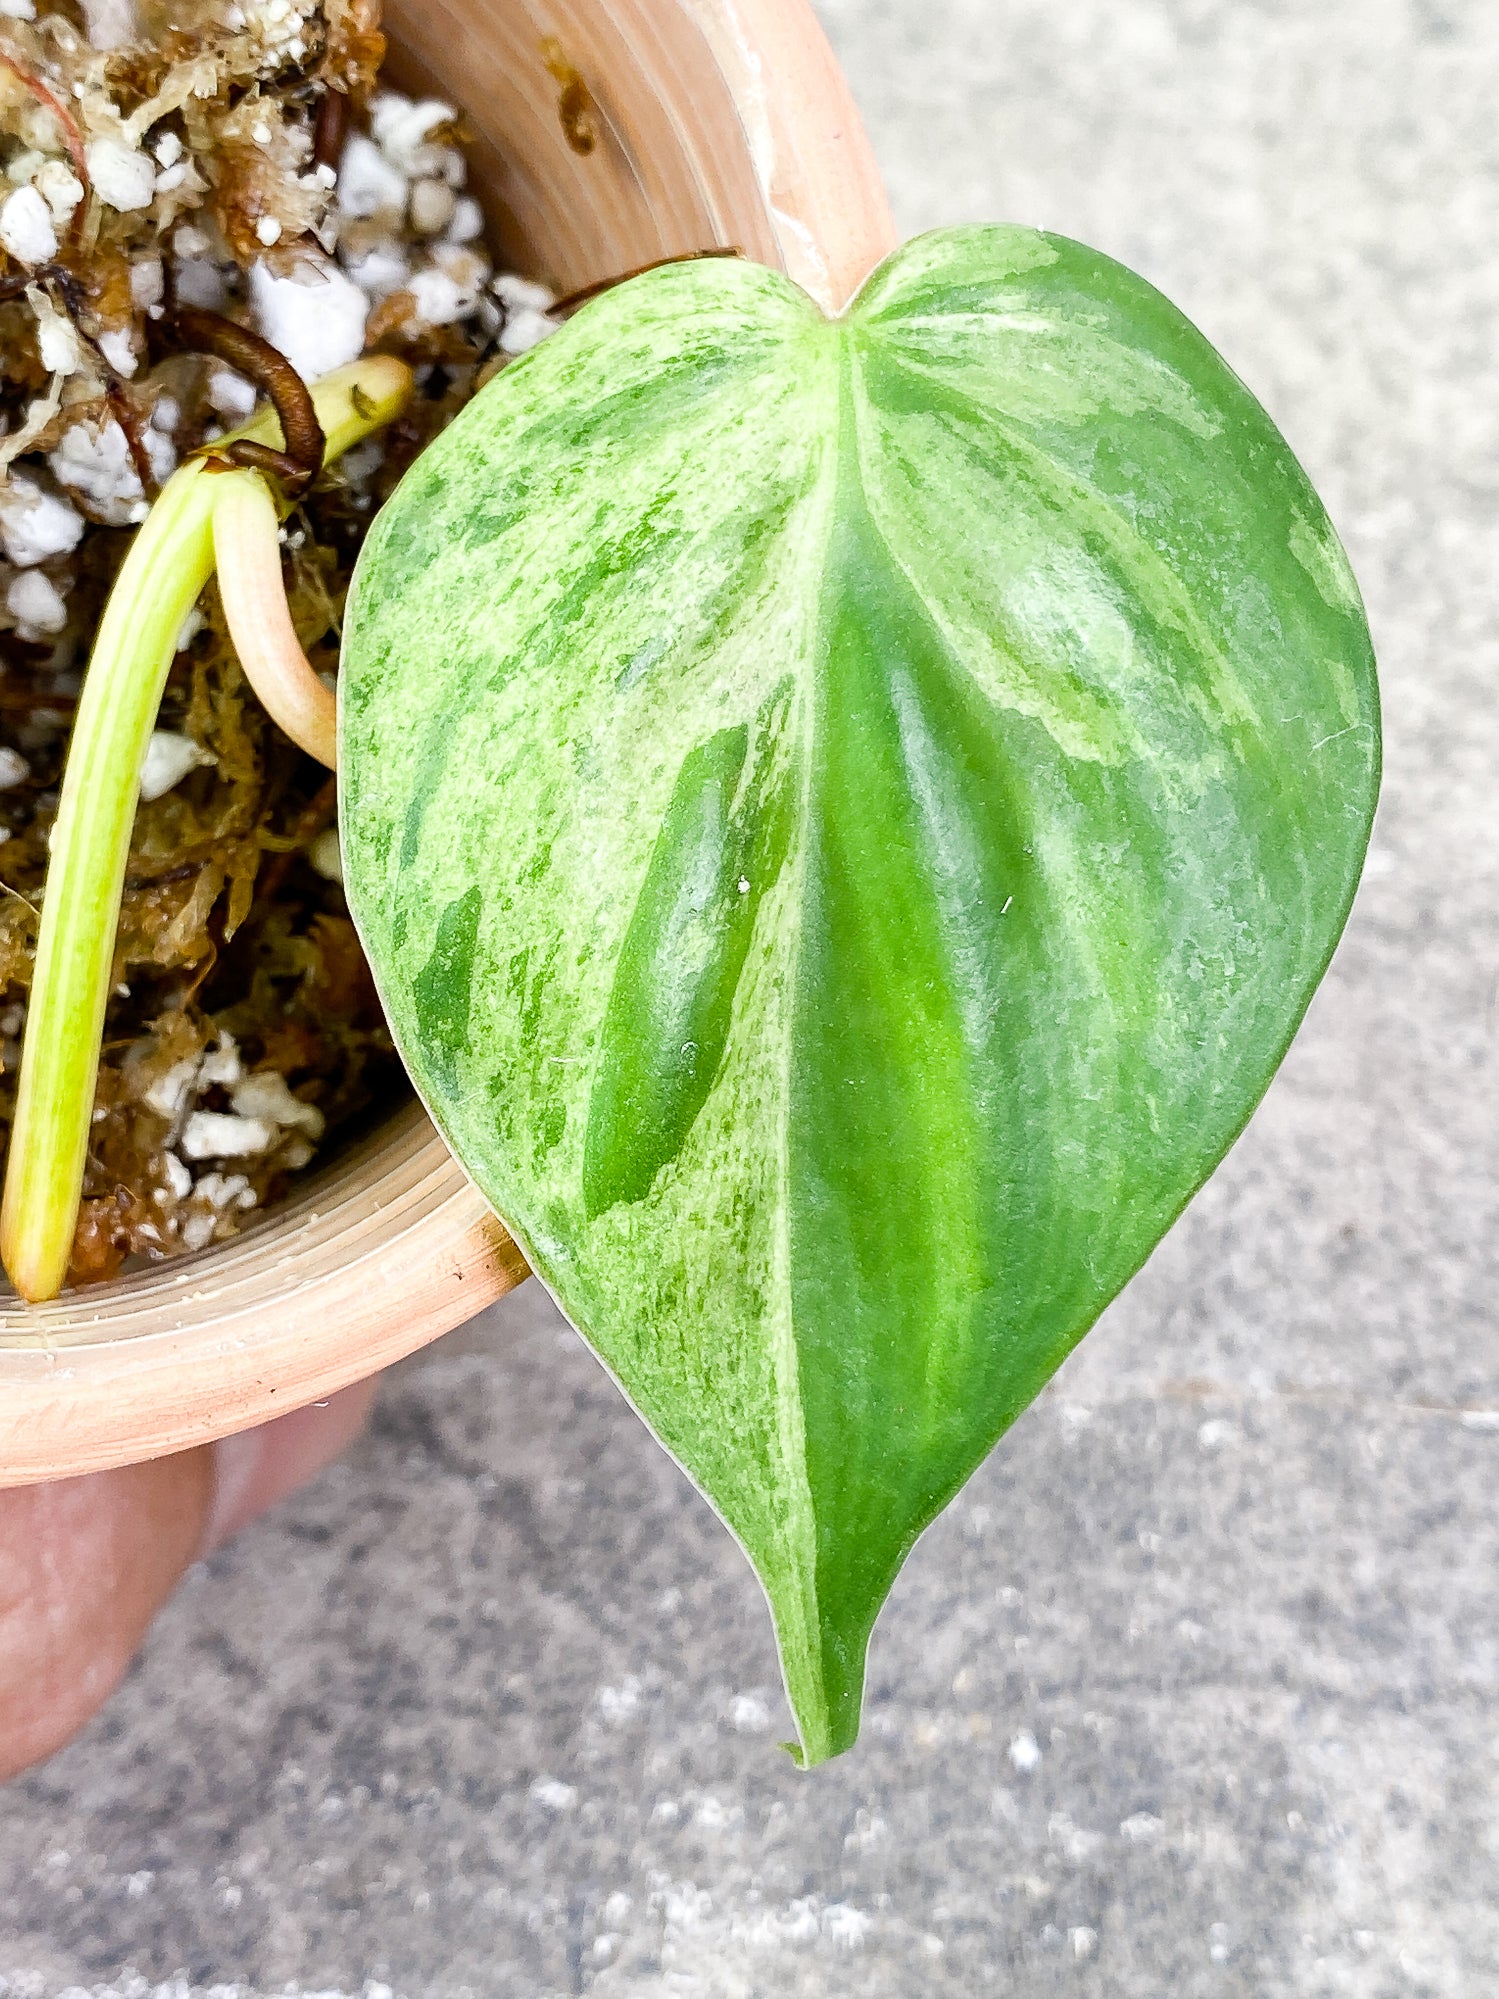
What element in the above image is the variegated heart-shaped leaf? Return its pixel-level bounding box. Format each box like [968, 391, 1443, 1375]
[340, 227, 1379, 1763]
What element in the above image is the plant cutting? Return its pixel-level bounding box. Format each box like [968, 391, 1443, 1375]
[336, 226, 1373, 1762]
[0, 0, 1377, 1773]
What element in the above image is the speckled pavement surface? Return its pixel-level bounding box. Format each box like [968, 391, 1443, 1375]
[4, 1, 1499, 1992]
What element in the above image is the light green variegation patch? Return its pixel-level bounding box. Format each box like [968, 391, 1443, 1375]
[340, 226, 1379, 1764]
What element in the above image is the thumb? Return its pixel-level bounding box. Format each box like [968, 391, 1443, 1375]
[0, 1378, 375, 1782]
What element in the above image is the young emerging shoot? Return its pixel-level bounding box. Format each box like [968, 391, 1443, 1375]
[0, 355, 412, 1304]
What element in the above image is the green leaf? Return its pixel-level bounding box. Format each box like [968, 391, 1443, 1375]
[340, 226, 1379, 1764]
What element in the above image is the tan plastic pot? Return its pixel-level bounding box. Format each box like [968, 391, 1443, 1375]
[0, 0, 894, 1484]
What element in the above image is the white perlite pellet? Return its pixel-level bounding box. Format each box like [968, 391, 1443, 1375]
[5, 146, 44, 182]
[85, 137, 157, 212]
[0, 747, 29, 789]
[1009, 1729, 1042, 1773]
[34, 159, 84, 229]
[143, 1057, 197, 1119]
[250, 255, 369, 380]
[49, 422, 142, 520]
[528, 1777, 577, 1812]
[179, 1111, 276, 1160]
[81, 0, 138, 47]
[50, 417, 177, 525]
[446, 195, 484, 244]
[0, 476, 84, 567]
[5, 568, 67, 637]
[341, 244, 409, 300]
[492, 273, 558, 357]
[172, 254, 226, 310]
[337, 132, 407, 218]
[138, 730, 207, 801]
[407, 267, 471, 326]
[198, 1032, 242, 1087]
[369, 93, 457, 177]
[207, 367, 257, 418]
[231, 1070, 325, 1138]
[0, 184, 56, 264]
[499, 306, 554, 356]
[409, 178, 455, 235]
[308, 825, 342, 883]
[130, 256, 165, 309]
[194, 1170, 256, 1212]
[30, 291, 82, 375]
[492, 272, 556, 314]
[96, 326, 138, 376]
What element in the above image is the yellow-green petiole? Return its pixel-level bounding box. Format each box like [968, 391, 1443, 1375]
[0, 355, 412, 1303]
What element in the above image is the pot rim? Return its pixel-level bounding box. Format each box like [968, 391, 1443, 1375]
[0, 0, 894, 1487]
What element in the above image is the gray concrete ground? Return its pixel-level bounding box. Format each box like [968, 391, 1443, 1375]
[4, 0, 1498, 1991]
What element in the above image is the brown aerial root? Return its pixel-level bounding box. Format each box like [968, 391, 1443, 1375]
[550, 246, 744, 319]
[313, 85, 349, 172]
[172, 306, 327, 498]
